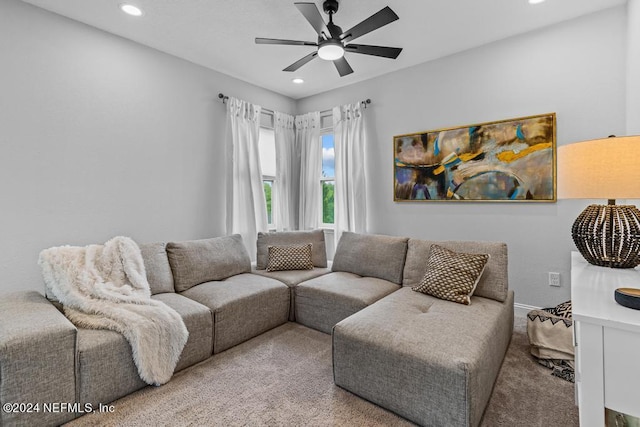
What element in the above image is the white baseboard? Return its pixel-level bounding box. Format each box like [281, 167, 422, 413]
[514, 302, 541, 318]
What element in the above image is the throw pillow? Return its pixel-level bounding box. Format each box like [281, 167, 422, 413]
[256, 230, 327, 270]
[266, 244, 314, 272]
[412, 244, 490, 305]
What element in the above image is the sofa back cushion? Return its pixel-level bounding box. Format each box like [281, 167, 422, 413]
[167, 235, 251, 292]
[256, 230, 327, 270]
[403, 239, 508, 302]
[332, 232, 408, 284]
[139, 242, 175, 295]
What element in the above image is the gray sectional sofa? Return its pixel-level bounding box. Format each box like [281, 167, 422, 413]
[0, 230, 513, 427]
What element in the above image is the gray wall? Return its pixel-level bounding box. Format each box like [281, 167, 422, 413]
[628, 0, 640, 134]
[0, 0, 295, 294]
[297, 7, 628, 308]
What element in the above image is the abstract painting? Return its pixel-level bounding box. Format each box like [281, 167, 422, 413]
[605, 408, 640, 427]
[394, 113, 556, 202]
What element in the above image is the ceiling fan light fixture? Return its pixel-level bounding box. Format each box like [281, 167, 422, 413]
[318, 40, 344, 61]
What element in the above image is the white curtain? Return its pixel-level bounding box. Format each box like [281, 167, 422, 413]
[333, 103, 367, 247]
[274, 112, 297, 231]
[296, 111, 322, 230]
[226, 97, 267, 253]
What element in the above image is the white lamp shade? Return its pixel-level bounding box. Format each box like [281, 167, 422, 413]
[557, 136, 640, 199]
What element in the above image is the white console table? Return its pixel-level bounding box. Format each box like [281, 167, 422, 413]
[572, 251, 640, 426]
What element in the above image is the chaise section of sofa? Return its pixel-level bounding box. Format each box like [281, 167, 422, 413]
[0, 291, 77, 426]
[251, 229, 331, 320]
[295, 232, 408, 334]
[332, 239, 514, 427]
[333, 287, 514, 427]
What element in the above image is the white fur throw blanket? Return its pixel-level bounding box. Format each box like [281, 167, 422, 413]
[39, 236, 188, 386]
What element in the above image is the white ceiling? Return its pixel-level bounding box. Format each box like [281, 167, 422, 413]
[21, 0, 626, 100]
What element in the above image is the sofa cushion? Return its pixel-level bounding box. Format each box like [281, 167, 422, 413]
[412, 245, 489, 305]
[251, 266, 332, 321]
[167, 235, 251, 292]
[332, 232, 408, 284]
[403, 239, 508, 303]
[256, 229, 327, 269]
[139, 242, 175, 294]
[295, 272, 400, 334]
[251, 266, 332, 288]
[180, 273, 289, 353]
[151, 293, 213, 371]
[76, 328, 146, 407]
[332, 287, 514, 427]
[266, 244, 314, 272]
[0, 292, 77, 427]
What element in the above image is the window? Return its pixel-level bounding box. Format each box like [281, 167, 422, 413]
[321, 132, 335, 226]
[259, 125, 276, 229]
[259, 112, 333, 230]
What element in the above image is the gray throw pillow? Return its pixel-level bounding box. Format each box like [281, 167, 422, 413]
[412, 244, 489, 305]
[167, 234, 251, 292]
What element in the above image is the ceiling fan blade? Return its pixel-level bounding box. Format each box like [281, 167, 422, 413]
[345, 44, 402, 59]
[255, 38, 317, 46]
[295, 2, 330, 38]
[340, 6, 399, 44]
[333, 57, 354, 77]
[283, 51, 318, 72]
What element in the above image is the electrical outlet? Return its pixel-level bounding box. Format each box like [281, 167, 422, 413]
[549, 272, 561, 287]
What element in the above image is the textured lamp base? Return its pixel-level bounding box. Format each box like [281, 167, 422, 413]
[572, 204, 640, 269]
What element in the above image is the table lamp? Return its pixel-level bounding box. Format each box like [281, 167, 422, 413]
[557, 135, 640, 268]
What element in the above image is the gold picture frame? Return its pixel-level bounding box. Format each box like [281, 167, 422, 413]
[394, 113, 556, 202]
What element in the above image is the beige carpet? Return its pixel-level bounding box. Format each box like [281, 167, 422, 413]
[67, 317, 579, 427]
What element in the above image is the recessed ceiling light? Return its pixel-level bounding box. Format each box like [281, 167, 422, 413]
[119, 4, 144, 16]
[528, 0, 545, 4]
[292, 78, 304, 84]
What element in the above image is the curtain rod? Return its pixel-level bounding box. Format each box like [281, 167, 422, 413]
[217, 93, 372, 115]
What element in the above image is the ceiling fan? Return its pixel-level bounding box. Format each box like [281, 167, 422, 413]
[256, 0, 402, 77]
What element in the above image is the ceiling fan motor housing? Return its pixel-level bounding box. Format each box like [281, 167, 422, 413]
[323, 0, 339, 15]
